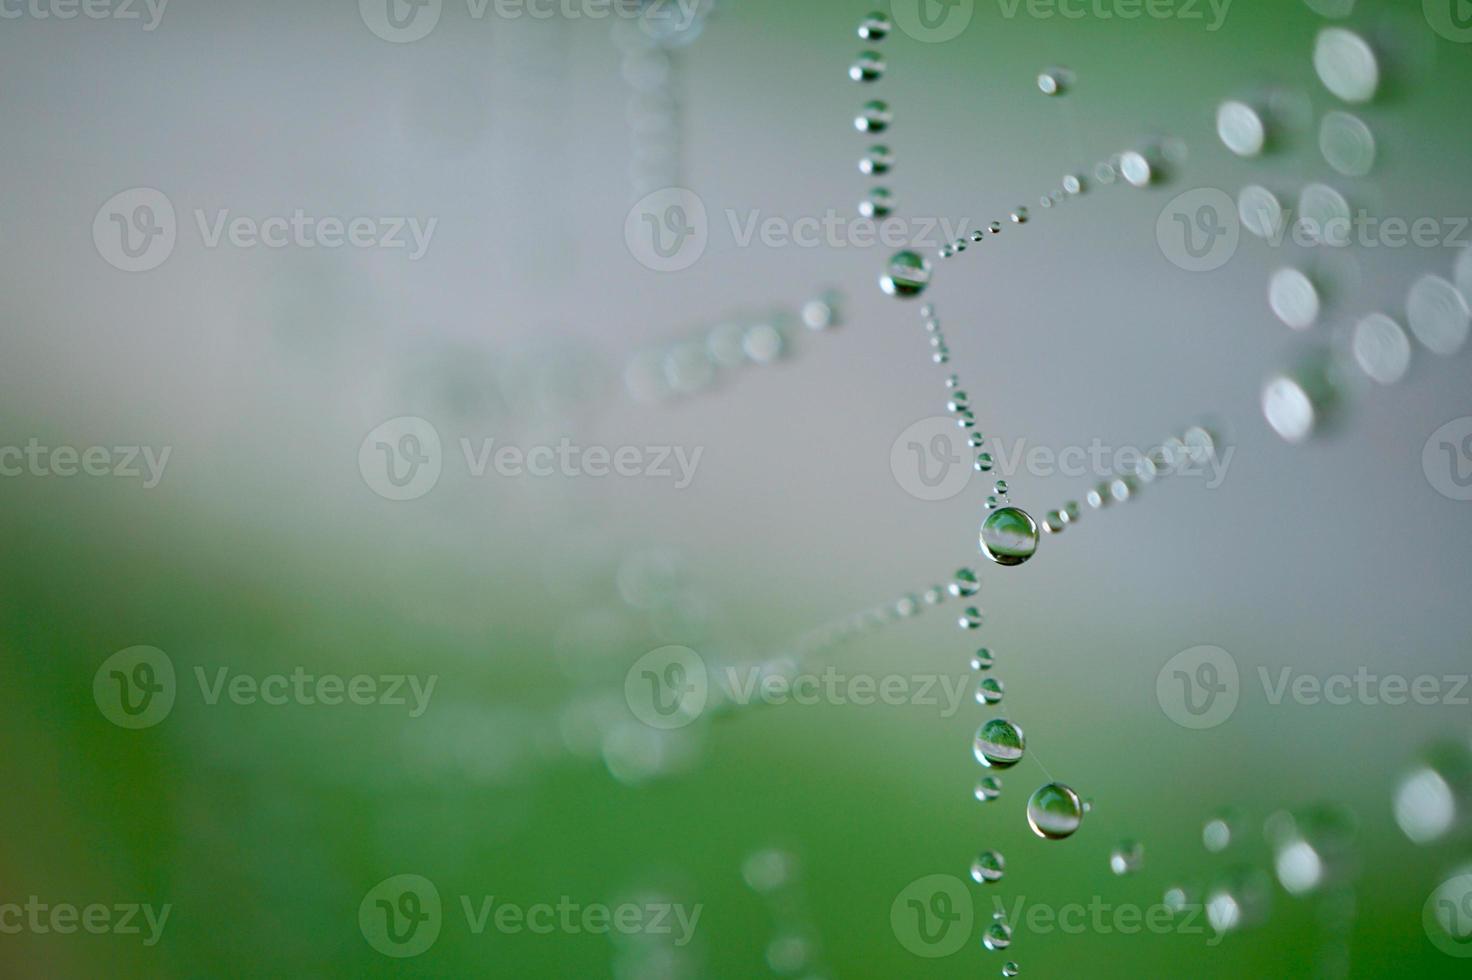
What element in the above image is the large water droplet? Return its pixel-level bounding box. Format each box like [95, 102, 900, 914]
[1026, 782, 1085, 840]
[879, 250, 930, 298]
[974, 718, 1026, 769]
[980, 507, 1040, 567]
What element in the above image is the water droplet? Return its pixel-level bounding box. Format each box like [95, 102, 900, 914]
[801, 291, 842, 331]
[894, 594, 920, 617]
[1203, 811, 1237, 853]
[742, 848, 798, 893]
[1062, 174, 1084, 195]
[1119, 151, 1153, 187]
[1041, 510, 1065, 534]
[1262, 354, 1338, 443]
[1405, 273, 1471, 356]
[970, 850, 1006, 884]
[970, 648, 994, 671]
[1027, 782, 1085, 840]
[974, 718, 1026, 769]
[1269, 267, 1321, 330]
[849, 50, 886, 83]
[1314, 27, 1379, 104]
[1205, 867, 1271, 934]
[1351, 313, 1411, 384]
[980, 507, 1040, 567]
[1217, 101, 1267, 157]
[879, 251, 931, 299]
[860, 187, 893, 219]
[988, 220, 1002, 234]
[1010, 208, 1029, 224]
[970, 229, 986, 242]
[1297, 183, 1352, 246]
[1238, 185, 1286, 240]
[857, 11, 891, 41]
[950, 568, 980, 597]
[1319, 111, 1375, 176]
[1266, 804, 1356, 896]
[1394, 742, 1472, 845]
[1110, 840, 1144, 876]
[993, 479, 1009, 496]
[982, 920, 1013, 951]
[854, 100, 892, 133]
[976, 677, 1005, 705]
[1002, 963, 1020, 977]
[742, 322, 785, 364]
[975, 775, 1003, 802]
[1037, 67, 1071, 96]
[859, 144, 893, 175]
[975, 452, 994, 472]
[959, 607, 984, 630]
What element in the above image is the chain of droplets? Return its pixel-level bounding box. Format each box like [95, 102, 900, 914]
[1211, 21, 1472, 444]
[1035, 424, 1220, 536]
[741, 847, 832, 978]
[623, 289, 842, 404]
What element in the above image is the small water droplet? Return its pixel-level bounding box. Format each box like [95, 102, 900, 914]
[976, 677, 1005, 705]
[854, 100, 892, 133]
[849, 50, 886, 83]
[959, 607, 984, 630]
[970, 850, 1006, 884]
[950, 568, 980, 597]
[1110, 840, 1144, 876]
[974, 775, 1003, 802]
[879, 250, 931, 298]
[973, 718, 1025, 769]
[857, 11, 891, 41]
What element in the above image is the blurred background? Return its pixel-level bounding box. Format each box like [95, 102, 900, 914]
[2, 0, 1472, 975]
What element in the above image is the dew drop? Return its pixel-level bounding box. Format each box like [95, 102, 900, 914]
[854, 100, 892, 133]
[1351, 313, 1411, 385]
[1238, 185, 1286, 240]
[1405, 273, 1471, 356]
[849, 50, 886, 83]
[980, 507, 1040, 567]
[959, 607, 984, 630]
[976, 677, 1005, 705]
[857, 11, 890, 41]
[1217, 100, 1267, 158]
[1119, 151, 1153, 188]
[970, 648, 994, 671]
[1319, 111, 1375, 177]
[859, 187, 893, 219]
[1026, 782, 1085, 840]
[859, 144, 893, 175]
[975, 775, 1003, 802]
[1314, 27, 1379, 104]
[973, 718, 1025, 769]
[1002, 963, 1020, 977]
[879, 250, 931, 299]
[1268, 267, 1321, 330]
[1110, 840, 1144, 876]
[970, 850, 1006, 884]
[982, 920, 1013, 951]
[950, 568, 980, 597]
